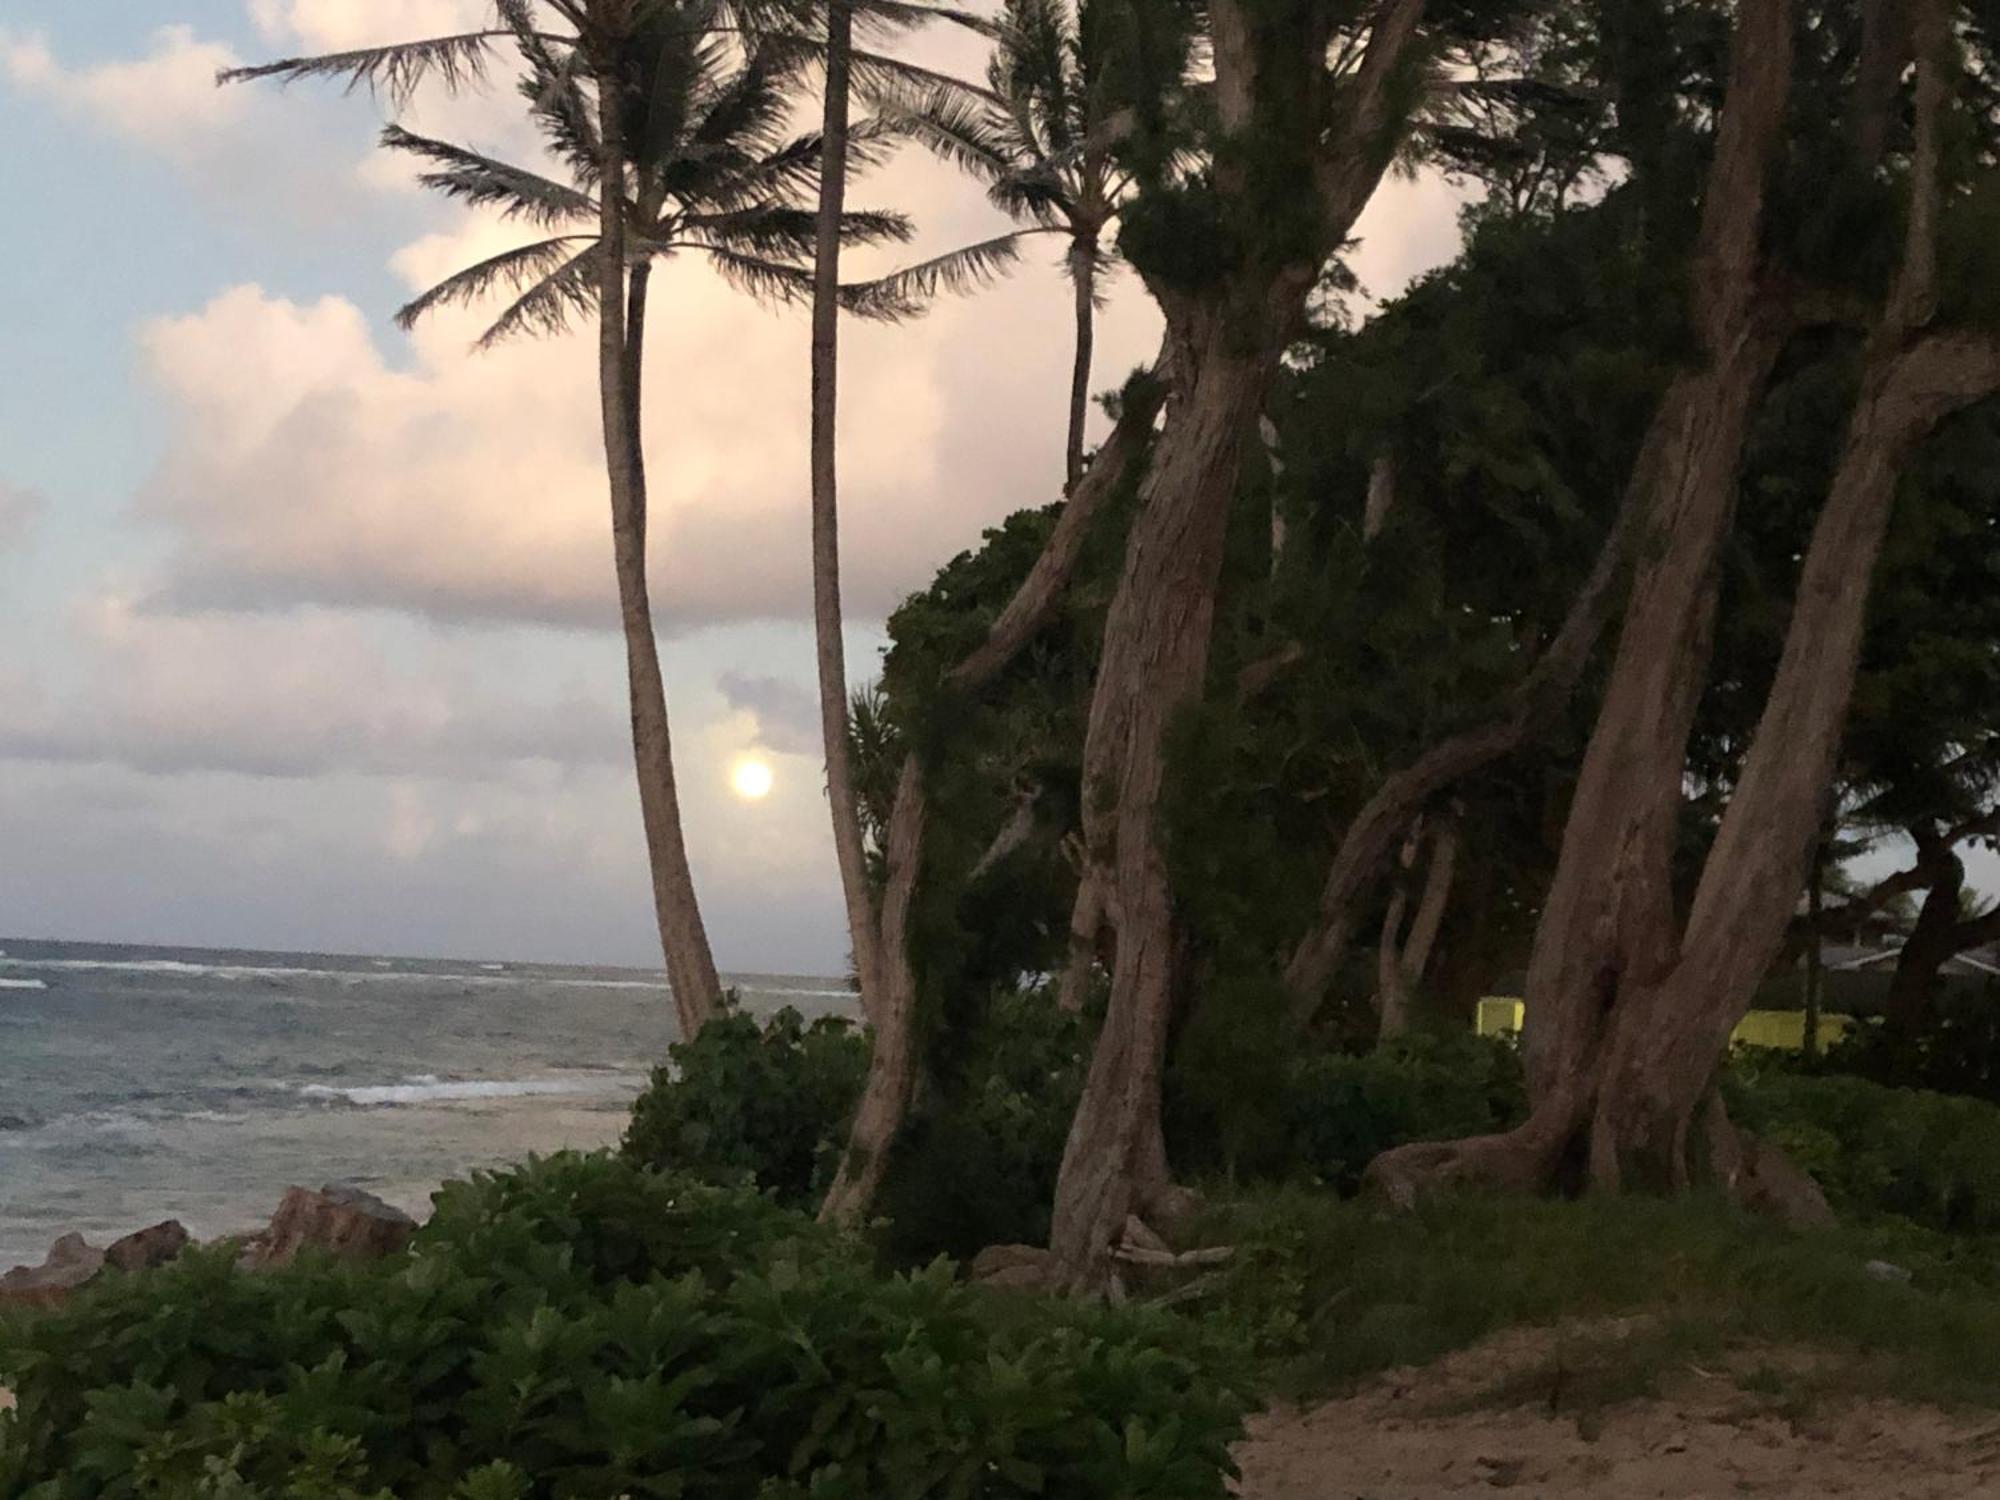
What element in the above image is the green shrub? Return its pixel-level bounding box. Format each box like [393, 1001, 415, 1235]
[622, 1008, 868, 1207]
[1269, 1033, 1526, 1192]
[0, 1154, 1248, 1500]
[1813, 980, 2000, 1102]
[874, 989, 1090, 1262]
[1733, 1068, 2000, 1234]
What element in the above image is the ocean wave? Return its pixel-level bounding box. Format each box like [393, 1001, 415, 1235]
[0, 955, 673, 993]
[298, 1074, 646, 1107]
[0, 977, 47, 991]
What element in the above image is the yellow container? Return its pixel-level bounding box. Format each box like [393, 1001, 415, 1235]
[1474, 997, 1851, 1051]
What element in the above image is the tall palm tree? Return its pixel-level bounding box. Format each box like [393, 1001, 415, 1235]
[801, 0, 1023, 1059]
[898, 0, 1134, 490]
[227, 0, 911, 1040]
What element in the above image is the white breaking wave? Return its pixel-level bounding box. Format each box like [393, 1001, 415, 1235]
[299, 1074, 647, 1106]
[0, 977, 46, 990]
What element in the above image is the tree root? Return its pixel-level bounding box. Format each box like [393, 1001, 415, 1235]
[1362, 1103, 1834, 1230]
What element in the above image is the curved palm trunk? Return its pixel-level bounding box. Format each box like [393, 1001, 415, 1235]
[1065, 240, 1097, 492]
[808, 0, 887, 1024]
[597, 91, 725, 1041]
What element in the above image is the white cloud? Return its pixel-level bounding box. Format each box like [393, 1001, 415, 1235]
[0, 9, 533, 220]
[132, 201, 1163, 631]
[0, 25, 248, 159]
[0, 482, 44, 552]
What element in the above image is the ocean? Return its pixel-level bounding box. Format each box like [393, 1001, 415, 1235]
[0, 937, 854, 1271]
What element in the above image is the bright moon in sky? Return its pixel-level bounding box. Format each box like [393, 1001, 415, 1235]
[730, 757, 774, 801]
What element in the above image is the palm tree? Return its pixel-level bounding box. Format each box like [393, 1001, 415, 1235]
[898, 0, 1134, 490]
[226, 0, 912, 1040]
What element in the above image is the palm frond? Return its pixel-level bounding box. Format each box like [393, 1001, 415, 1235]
[701, 247, 820, 309]
[880, 87, 1015, 183]
[507, 3, 599, 178]
[218, 31, 540, 106]
[848, 46, 1006, 111]
[474, 243, 605, 347]
[852, 0, 1004, 38]
[678, 204, 912, 257]
[395, 235, 598, 332]
[382, 125, 597, 227]
[838, 230, 1029, 320]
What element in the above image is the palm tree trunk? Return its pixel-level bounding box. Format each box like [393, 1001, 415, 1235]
[1065, 240, 1097, 492]
[808, 0, 886, 1021]
[596, 76, 725, 1041]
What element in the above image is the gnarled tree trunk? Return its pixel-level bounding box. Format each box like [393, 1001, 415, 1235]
[1049, 326, 1276, 1282]
[818, 353, 1170, 1225]
[1370, 0, 1999, 1215]
[597, 81, 724, 1041]
[1047, 0, 1430, 1288]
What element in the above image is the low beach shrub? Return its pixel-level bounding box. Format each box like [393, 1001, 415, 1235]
[622, 1008, 867, 1208]
[0, 1153, 1249, 1500]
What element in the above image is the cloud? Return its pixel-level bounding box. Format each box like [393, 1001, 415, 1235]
[0, 483, 44, 552]
[0, 25, 249, 160]
[716, 671, 821, 757]
[130, 203, 1163, 632]
[0, 598, 627, 780]
[0, 10, 532, 220]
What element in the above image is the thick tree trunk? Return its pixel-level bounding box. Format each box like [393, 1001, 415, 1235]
[1364, 0, 1803, 1207]
[1065, 240, 1097, 493]
[596, 91, 724, 1040]
[1886, 848, 1964, 1039]
[808, 0, 885, 1022]
[1047, 0, 1432, 1288]
[1049, 328, 1273, 1285]
[1371, 0, 2000, 1213]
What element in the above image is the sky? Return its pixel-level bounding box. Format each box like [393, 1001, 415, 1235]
[2, 3, 1989, 975]
[0, 1, 1476, 972]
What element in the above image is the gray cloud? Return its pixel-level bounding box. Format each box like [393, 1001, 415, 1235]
[716, 670, 821, 756]
[0, 602, 628, 781]
[0, 482, 44, 551]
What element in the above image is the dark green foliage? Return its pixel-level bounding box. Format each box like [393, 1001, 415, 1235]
[874, 990, 1090, 1261]
[0, 1155, 1250, 1500]
[1732, 1062, 2000, 1235]
[623, 1008, 869, 1208]
[1812, 982, 2000, 1102]
[1270, 1035, 1527, 1192]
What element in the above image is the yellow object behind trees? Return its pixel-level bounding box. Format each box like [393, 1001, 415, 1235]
[1474, 997, 1853, 1051]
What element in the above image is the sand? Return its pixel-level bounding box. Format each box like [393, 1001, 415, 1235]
[1235, 1323, 2000, 1498]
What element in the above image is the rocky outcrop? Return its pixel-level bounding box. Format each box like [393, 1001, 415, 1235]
[244, 1185, 416, 1269]
[0, 1233, 106, 1308]
[2, 1186, 416, 1309]
[103, 1220, 192, 1274]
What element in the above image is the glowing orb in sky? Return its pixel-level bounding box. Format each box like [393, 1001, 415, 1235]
[730, 757, 775, 801]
